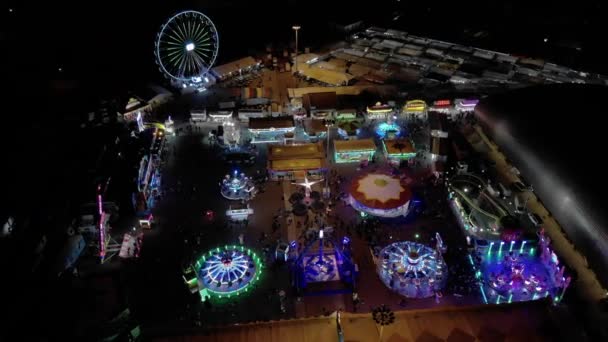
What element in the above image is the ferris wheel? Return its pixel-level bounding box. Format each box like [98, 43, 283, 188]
[155, 10, 219, 86]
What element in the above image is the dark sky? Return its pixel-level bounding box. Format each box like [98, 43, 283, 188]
[2, 0, 607, 92]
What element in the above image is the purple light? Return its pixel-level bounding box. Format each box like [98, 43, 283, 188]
[98, 191, 106, 258]
[460, 99, 479, 107]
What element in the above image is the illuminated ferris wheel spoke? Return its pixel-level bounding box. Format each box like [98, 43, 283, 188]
[185, 20, 192, 40]
[156, 11, 218, 85]
[194, 26, 207, 45]
[171, 24, 186, 43]
[195, 31, 210, 46]
[195, 35, 210, 47]
[174, 22, 188, 43]
[165, 32, 183, 44]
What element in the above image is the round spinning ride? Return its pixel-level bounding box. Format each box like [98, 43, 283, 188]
[220, 170, 254, 201]
[377, 241, 447, 298]
[197, 245, 263, 298]
[155, 10, 219, 87]
[349, 172, 412, 218]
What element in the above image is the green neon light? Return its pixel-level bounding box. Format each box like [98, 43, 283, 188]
[197, 245, 264, 301]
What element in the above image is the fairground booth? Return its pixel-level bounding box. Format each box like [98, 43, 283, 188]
[455, 98, 479, 112]
[302, 119, 328, 142]
[383, 138, 416, 165]
[335, 109, 362, 140]
[334, 139, 377, 163]
[267, 142, 327, 180]
[335, 109, 357, 121]
[430, 99, 452, 113]
[337, 119, 364, 140]
[402, 99, 427, 119]
[248, 116, 295, 144]
[207, 110, 233, 122]
[366, 102, 393, 121]
[303, 92, 337, 120]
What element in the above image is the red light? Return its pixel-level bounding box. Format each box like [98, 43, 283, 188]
[434, 100, 450, 106]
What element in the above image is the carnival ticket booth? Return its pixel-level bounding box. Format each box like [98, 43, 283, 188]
[334, 139, 377, 163]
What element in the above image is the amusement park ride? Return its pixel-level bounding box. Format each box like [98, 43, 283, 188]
[377, 234, 448, 298]
[155, 10, 219, 90]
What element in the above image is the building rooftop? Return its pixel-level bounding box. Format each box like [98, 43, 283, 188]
[297, 64, 354, 86]
[384, 138, 416, 155]
[334, 139, 376, 152]
[267, 142, 324, 160]
[269, 158, 324, 172]
[248, 116, 294, 130]
[303, 92, 338, 111]
[302, 119, 327, 136]
[211, 56, 258, 77]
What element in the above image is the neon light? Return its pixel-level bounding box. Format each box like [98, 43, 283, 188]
[98, 191, 106, 258]
[479, 285, 488, 304]
[498, 241, 505, 255]
[509, 241, 515, 252]
[488, 242, 494, 255]
[433, 99, 450, 106]
[529, 247, 535, 256]
[519, 240, 527, 254]
[496, 295, 501, 305]
[468, 254, 474, 266]
[196, 245, 263, 300]
[508, 293, 513, 304]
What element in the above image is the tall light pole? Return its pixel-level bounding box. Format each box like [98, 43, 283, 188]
[325, 123, 332, 195]
[292, 25, 301, 75]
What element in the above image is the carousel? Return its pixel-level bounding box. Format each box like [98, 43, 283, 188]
[377, 240, 447, 298]
[348, 172, 412, 218]
[220, 170, 255, 201]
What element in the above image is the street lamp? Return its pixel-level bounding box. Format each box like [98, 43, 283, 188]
[292, 25, 301, 74]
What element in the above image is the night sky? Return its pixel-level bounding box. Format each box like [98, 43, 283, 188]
[3, 1, 607, 90]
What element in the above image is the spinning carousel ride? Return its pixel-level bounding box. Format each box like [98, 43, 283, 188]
[220, 170, 254, 201]
[377, 241, 447, 298]
[348, 172, 412, 218]
[196, 245, 263, 298]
